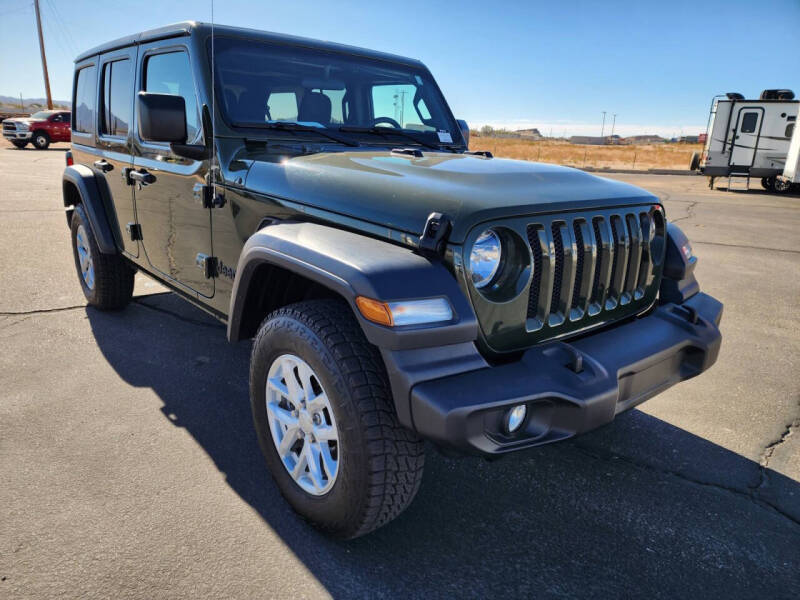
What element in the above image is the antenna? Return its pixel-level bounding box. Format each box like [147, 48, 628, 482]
[210, 1, 216, 190]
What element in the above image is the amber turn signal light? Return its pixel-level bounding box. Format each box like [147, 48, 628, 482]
[355, 296, 393, 326]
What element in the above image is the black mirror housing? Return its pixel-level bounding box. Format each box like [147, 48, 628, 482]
[456, 119, 469, 146]
[138, 92, 187, 144]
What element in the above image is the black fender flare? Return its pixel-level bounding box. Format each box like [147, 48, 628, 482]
[227, 221, 478, 351]
[62, 165, 120, 254]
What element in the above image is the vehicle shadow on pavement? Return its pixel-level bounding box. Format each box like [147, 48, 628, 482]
[86, 294, 800, 599]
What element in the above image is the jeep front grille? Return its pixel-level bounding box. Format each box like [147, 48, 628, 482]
[525, 206, 664, 334]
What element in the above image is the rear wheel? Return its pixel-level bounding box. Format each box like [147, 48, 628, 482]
[11, 140, 27, 149]
[761, 177, 772, 190]
[771, 177, 792, 194]
[32, 131, 50, 149]
[250, 299, 425, 539]
[70, 205, 134, 309]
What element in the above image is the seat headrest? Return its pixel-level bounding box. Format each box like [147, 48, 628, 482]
[298, 92, 332, 125]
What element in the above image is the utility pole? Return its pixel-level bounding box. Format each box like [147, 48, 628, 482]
[33, 0, 53, 110]
[600, 111, 607, 139]
[610, 113, 617, 140]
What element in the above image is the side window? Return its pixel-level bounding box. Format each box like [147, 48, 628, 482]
[266, 92, 297, 121]
[786, 123, 794, 138]
[73, 65, 96, 134]
[100, 58, 132, 137]
[144, 51, 199, 141]
[319, 89, 345, 124]
[51, 114, 63, 122]
[371, 84, 434, 131]
[740, 112, 758, 134]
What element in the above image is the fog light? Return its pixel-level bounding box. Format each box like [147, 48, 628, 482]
[505, 404, 527, 433]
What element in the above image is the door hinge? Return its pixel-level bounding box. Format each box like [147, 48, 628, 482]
[193, 183, 226, 209]
[196, 253, 218, 279]
[126, 223, 143, 241]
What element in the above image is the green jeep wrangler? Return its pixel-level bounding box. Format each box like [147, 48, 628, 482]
[64, 22, 722, 538]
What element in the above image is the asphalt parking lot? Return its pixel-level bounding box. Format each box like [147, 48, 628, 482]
[1, 139, 798, 599]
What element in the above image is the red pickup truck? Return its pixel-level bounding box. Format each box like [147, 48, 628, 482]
[2, 110, 71, 149]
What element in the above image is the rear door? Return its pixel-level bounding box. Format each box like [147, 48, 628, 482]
[97, 47, 138, 257]
[49, 112, 71, 142]
[132, 41, 213, 297]
[730, 107, 764, 168]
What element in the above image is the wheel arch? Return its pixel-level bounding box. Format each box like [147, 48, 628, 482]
[62, 165, 121, 254]
[227, 221, 478, 351]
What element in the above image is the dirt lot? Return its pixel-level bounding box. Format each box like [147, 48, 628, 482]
[1, 139, 798, 599]
[472, 136, 703, 170]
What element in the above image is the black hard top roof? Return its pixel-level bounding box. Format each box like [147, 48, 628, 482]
[74, 21, 423, 67]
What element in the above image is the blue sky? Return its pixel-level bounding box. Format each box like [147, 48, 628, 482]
[1, 0, 798, 136]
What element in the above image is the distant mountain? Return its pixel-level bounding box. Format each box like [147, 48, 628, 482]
[0, 95, 71, 110]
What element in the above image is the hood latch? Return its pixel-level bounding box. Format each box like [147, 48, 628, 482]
[419, 212, 452, 257]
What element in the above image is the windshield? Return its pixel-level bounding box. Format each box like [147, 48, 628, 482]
[211, 36, 464, 148]
[30, 111, 52, 119]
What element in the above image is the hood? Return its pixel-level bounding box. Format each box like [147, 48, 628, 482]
[243, 150, 658, 243]
[4, 118, 42, 126]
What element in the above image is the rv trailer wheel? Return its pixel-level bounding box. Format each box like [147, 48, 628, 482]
[772, 177, 791, 194]
[761, 177, 772, 190]
[689, 152, 700, 171]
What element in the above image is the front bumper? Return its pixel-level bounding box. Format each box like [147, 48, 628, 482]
[3, 130, 32, 140]
[409, 292, 722, 455]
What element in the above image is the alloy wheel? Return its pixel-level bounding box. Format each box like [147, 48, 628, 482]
[265, 354, 340, 495]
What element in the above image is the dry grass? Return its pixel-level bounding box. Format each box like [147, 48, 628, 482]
[470, 136, 702, 170]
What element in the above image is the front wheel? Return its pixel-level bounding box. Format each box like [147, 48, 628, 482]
[70, 205, 135, 309]
[250, 299, 425, 539]
[32, 131, 50, 149]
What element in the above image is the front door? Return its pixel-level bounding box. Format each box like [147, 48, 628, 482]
[131, 42, 214, 297]
[97, 47, 138, 257]
[730, 107, 764, 168]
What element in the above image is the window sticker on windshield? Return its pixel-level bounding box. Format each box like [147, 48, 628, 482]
[437, 130, 453, 143]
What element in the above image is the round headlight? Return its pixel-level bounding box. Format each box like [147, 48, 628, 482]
[469, 229, 502, 288]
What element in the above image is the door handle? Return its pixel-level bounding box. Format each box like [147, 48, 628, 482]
[93, 159, 113, 173]
[127, 169, 156, 186]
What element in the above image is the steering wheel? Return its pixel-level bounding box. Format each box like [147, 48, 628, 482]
[372, 116, 402, 129]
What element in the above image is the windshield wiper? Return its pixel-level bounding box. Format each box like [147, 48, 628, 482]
[232, 121, 360, 147]
[337, 126, 444, 151]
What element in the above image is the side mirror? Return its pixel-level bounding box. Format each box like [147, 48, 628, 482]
[456, 119, 469, 147]
[138, 92, 187, 143]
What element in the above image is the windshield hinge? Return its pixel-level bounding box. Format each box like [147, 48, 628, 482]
[419, 212, 452, 257]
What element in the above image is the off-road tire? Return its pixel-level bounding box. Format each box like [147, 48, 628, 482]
[11, 140, 27, 149]
[32, 131, 50, 149]
[70, 205, 134, 309]
[250, 299, 425, 539]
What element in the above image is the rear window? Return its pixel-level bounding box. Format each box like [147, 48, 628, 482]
[100, 59, 132, 137]
[740, 112, 758, 134]
[73, 65, 96, 134]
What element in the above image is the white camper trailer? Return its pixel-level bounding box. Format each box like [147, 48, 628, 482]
[778, 114, 800, 190]
[697, 89, 798, 192]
